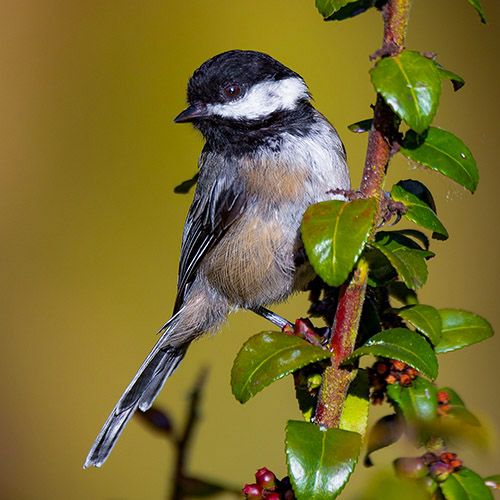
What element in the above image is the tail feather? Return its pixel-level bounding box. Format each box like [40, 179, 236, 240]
[83, 333, 187, 468]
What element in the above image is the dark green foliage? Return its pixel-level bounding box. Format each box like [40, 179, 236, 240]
[231, 331, 331, 403]
[301, 198, 377, 286]
[233, 3, 494, 500]
[400, 127, 478, 193]
[370, 51, 442, 133]
[441, 468, 493, 499]
[344, 328, 439, 380]
[285, 421, 362, 500]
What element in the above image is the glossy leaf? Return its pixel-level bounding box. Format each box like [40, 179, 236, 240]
[370, 51, 441, 133]
[468, 0, 487, 24]
[339, 370, 370, 435]
[396, 179, 438, 212]
[435, 309, 493, 354]
[371, 231, 434, 290]
[324, 0, 375, 20]
[364, 414, 404, 466]
[286, 421, 362, 500]
[441, 468, 493, 500]
[393, 304, 442, 345]
[315, 0, 357, 17]
[435, 61, 465, 91]
[231, 332, 331, 403]
[387, 377, 438, 422]
[301, 198, 377, 286]
[391, 183, 448, 239]
[438, 387, 480, 426]
[344, 328, 438, 380]
[401, 127, 478, 193]
[348, 118, 372, 133]
[396, 229, 431, 250]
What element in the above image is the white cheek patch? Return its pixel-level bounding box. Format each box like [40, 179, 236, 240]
[208, 77, 309, 120]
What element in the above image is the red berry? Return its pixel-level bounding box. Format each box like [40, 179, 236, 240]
[263, 493, 280, 500]
[243, 483, 263, 500]
[255, 468, 276, 490]
[376, 362, 388, 374]
[392, 360, 405, 371]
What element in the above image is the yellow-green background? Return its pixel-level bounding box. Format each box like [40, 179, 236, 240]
[1, 1, 498, 498]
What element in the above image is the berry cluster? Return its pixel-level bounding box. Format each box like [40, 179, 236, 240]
[368, 359, 419, 404]
[394, 452, 463, 483]
[242, 468, 295, 500]
[425, 451, 463, 482]
[437, 391, 451, 416]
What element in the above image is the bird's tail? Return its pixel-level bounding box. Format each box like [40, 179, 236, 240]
[83, 321, 188, 468]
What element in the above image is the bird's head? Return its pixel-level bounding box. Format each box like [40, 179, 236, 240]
[174, 50, 312, 147]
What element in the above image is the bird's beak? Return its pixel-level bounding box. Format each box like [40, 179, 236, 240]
[173, 104, 208, 123]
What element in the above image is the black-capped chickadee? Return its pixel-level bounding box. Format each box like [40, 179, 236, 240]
[84, 50, 350, 468]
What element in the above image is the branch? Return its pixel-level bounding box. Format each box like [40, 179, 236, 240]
[314, 0, 413, 429]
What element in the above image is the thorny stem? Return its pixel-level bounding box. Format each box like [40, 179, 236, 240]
[314, 0, 413, 428]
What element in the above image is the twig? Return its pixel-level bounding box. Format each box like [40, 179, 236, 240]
[314, 0, 413, 428]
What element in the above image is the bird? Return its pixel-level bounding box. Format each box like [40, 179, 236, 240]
[84, 49, 350, 468]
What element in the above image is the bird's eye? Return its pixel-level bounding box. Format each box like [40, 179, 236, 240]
[223, 84, 241, 100]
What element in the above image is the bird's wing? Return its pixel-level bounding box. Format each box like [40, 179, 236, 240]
[173, 163, 247, 314]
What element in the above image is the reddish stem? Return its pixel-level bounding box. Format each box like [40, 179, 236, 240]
[314, 0, 412, 429]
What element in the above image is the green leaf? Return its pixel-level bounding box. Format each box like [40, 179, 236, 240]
[468, 0, 487, 24]
[286, 421, 362, 500]
[484, 475, 500, 490]
[364, 246, 398, 287]
[324, 0, 375, 21]
[392, 304, 442, 345]
[301, 198, 377, 287]
[294, 364, 325, 422]
[344, 328, 438, 380]
[435, 309, 493, 354]
[370, 51, 441, 133]
[371, 231, 434, 290]
[339, 370, 370, 435]
[387, 377, 438, 422]
[231, 332, 332, 404]
[315, 0, 357, 18]
[434, 61, 465, 91]
[387, 282, 418, 306]
[438, 387, 480, 426]
[441, 468, 493, 500]
[364, 414, 404, 466]
[400, 127, 479, 193]
[348, 118, 372, 133]
[391, 182, 448, 239]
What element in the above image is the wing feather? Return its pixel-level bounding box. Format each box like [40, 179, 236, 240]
[173, 162, 247, 313]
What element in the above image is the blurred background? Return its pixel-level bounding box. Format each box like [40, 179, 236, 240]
[1, 0, 499, 498]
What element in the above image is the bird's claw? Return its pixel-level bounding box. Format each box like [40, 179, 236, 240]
[377, 192, 407, 228]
